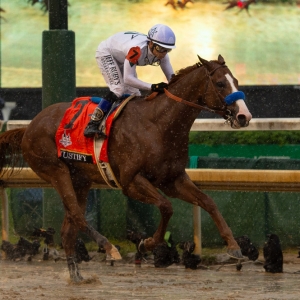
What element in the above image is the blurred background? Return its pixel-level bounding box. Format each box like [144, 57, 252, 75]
[0, 0, 299, 88]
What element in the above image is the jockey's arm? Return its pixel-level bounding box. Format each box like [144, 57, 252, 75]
[160, 54, 174, 83]
[123, 59, 152, 90]
[123, 55, 174, 91]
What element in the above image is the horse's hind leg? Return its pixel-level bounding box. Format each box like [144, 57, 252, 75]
[30, 163, 120, 280]
[123, 174, 173, 252]
[59, 181, 92, 282]
[27, 167, 87, 280]
[59, 177, 121, 281]
[61, 212, 83, 282]
[245, 7, 251, 16]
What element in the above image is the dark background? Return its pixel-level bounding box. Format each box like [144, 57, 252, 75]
[1, 85, 299, 120]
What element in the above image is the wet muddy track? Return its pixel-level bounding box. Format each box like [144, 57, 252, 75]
[1, 252, 300, 300]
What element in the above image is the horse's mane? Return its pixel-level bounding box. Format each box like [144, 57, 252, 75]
[169, 63, 200, 85]
[169, 59, 223, 85]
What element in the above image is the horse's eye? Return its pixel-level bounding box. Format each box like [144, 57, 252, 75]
[216, 82, 225, 88]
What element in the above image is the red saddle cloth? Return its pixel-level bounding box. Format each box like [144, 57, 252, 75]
[55, 97, 115, 164]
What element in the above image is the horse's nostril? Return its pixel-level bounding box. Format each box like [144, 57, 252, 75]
[237, 114, 247, 127]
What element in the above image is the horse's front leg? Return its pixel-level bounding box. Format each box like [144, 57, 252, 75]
[123, 174, 173, 252]
[162, 173, 243, 259]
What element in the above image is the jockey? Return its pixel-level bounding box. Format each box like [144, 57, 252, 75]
[84, 24, 176, 138]
[237, 0, 245, 7]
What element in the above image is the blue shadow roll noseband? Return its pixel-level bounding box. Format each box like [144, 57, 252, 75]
[224, 91, 245, 105]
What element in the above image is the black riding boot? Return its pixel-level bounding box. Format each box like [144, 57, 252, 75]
[84, 92, 119, 138]
[84, 107, 106, 138]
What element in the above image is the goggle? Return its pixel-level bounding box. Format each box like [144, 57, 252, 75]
[154, 44, 172, 53]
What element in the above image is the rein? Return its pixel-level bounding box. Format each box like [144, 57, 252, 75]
[163, 89, 226, 116]
[146, 63, 230, 118]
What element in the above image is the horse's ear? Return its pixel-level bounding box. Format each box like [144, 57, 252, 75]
[218, 54, 226, 65]
[197, 55, 209, 67]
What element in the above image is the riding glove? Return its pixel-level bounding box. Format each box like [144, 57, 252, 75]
[151, 82, 168, 93]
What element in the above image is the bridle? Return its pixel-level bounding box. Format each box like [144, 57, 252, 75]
[146, 62, 234, 121]
[195, 62, 231, 118]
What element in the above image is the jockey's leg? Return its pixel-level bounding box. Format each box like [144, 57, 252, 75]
[123, 84, 141, 97]
[84, 91, 118, 138]
[84, 51, 124, 139]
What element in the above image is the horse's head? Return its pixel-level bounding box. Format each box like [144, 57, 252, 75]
[198, 54, 252, 128]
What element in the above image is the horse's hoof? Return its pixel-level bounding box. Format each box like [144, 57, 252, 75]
[138, 240, 147, 253]
[227, 249, 244, 259]
[67, 256, 84, 282]
[69, 268, 84, 282]
[106, 245, 122, 261]
[70, 274, 84, 283]
[236, 262, 243, 271]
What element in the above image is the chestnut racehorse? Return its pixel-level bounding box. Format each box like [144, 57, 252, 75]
[223, 0, 256, 16]
[165, 0, 194, 10]
[0, 55, 252, 282]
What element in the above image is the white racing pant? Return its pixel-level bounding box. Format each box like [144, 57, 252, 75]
[96, 51, 141, 98]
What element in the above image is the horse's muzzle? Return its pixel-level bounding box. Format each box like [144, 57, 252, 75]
[231, 114, 250, 128]
[231, 100, 252, 129]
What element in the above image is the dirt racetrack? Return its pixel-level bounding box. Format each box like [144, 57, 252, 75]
[1, 250, 300, 300]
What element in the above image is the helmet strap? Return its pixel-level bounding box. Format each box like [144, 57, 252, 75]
[144, 45, 160, 66]
[149, 41, 155, 54]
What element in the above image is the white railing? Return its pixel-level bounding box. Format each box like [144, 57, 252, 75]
[3, 118, 300, 131]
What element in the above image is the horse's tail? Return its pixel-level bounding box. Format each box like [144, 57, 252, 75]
[0, 128, 26, 174]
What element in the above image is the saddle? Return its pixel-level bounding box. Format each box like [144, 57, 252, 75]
[55, 95, 135, 188]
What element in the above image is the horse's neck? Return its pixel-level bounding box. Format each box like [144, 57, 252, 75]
[153, 67, 207, 131]
[170, 66, 207, 101]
